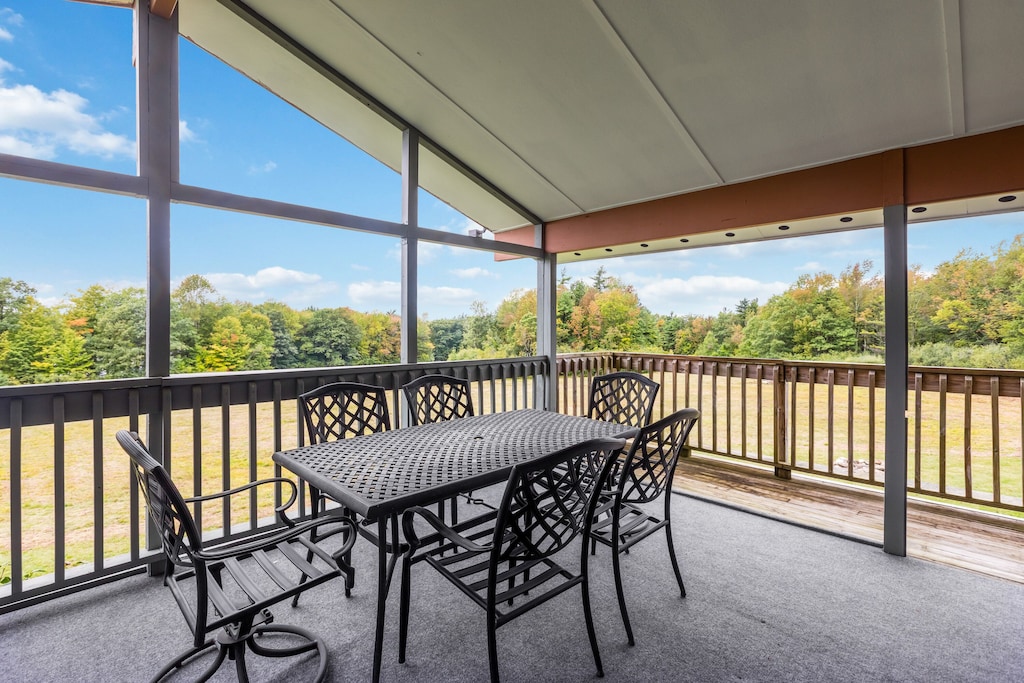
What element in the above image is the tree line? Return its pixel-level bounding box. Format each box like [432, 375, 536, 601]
[2, 234, 1024, 385]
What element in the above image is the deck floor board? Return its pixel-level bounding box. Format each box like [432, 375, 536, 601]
[675, 454, 1024, 584]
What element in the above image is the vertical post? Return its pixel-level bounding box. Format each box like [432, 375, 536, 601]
[136, 2, 177, 570]
[772, 363, 790, 479]
[401, 129, 419, 365]
[883, 204, 909, 556]
[535, 223, 557, 410]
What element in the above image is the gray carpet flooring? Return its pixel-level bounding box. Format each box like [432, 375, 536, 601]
[3, 493, 1023, 682]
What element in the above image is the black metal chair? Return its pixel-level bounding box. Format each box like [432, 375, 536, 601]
[116, 429, 356, 683]
[398, 436, 627, 683]
[587, 370, 660, 429]
[402, 373, 474, 426]
[300, 381, 391, 443]
[298, 381, 397, 593]
[589, 407, 700, 645]
[402, 374, 478, 521]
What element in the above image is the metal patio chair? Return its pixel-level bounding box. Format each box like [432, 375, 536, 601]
[398, 436, 627, 683]
[589, 407, 700, 645]
[587, 370, 660, 429]
[298, 381, 395, 594]
[116, 430, 356, 683]
[402, 374, 480, 522]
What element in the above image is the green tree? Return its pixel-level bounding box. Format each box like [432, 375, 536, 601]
[429, 317, 466, 360]
[1, 299, 63, 383]
[296, 308, 363, 367]
[0, 277, 35, 334]
[89, 287, 147, 378]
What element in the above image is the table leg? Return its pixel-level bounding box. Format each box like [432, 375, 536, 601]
[372, 515, 387, 683]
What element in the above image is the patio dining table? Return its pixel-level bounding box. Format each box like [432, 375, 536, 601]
[272, 408, 637, 682]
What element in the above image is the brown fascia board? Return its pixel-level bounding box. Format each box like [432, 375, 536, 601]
[496, 124, 1024, 254]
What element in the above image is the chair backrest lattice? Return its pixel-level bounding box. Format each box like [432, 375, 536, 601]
[587, 371, 659, 429]
[403, 375, 474, 426]
[116, 430, 201, 567]
[494, 438, 624, 561]
[300, 382, 391, 443]
[618, 408, 700, 504]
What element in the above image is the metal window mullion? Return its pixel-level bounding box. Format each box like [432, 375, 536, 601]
[883, 203, 908, 556]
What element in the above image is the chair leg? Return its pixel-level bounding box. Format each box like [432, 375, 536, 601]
[581, 578, 605, 678]
[664, 518, 686, 598]
[399, 554, 412, 664]
[610, 516, 635, 646]
[486, 613, 500, 683]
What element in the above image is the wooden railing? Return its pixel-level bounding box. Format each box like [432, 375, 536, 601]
[0, 357, 548, 612]
[4, 351, 1023, 612]
[557, 353, 1024, 514]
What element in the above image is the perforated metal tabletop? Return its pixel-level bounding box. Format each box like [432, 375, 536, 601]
[273, 409, 636, 520]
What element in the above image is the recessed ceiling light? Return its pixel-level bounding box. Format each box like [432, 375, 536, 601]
[680, 238, 689, 243]
[778, 225, 790, 231]
[998, 195, 1017, 203]
[840, 216, 853, 223]
[640, 243, 649, 248]
[912, 207, 927, 213]
[604, 248, 613, 252]
[725, 232, 735, 237]
[574, 252, 581, 256]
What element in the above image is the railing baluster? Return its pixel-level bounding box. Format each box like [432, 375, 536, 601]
[991, 377, 1000, 504]
[248, 382, 258, 531]
[740, 364, 748, 459]
[92, 392, 104, 572]
[808, 367, 816, 471]
[965, 375, 973, 499]
[724, 362, 732, 455]
[827, 369, 835, 474]
[867, 370, 876, 484]
[847, 369, 855, 479]
[222, 384, 231, 537]
[939, 374, 948, 494]
[192, 386, 203, 534]
[10, 398, 24, 598]
[54, 396, 65, 587]
[914, 373, 923, 491]
[755, 364, 764, 461]
[128, 390, 140, 562]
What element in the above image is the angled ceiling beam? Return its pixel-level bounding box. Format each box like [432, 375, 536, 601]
[941, 0, 966, 136]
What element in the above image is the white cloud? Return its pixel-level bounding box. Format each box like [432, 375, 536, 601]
[348, 280, 401, 309]
[0, 26, 11, 42]
[179, 119, 197, 143]
[0, 8, 24, 27]
[451, 267, 496, 279]
[0, 82, 134, 160]
[0, 57, 13, 73]
[347, 280, 479, 312]
[201, 267, 335, 304]
[247, 160, 277, 175]
[637, 275, 788, 316]
[795, 261, 824, 272]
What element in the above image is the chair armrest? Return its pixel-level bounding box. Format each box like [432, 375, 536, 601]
[402, 506, 491, 554]
[184, 477, 300, 524]
[196, 514, 356, 562]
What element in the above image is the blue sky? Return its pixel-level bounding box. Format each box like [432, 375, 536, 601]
[2, 1, 1023, 320]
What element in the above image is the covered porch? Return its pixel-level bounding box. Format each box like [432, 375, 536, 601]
[3, 1, 1024, 679]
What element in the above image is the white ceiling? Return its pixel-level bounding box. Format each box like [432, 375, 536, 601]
[179, 0, 1024, 234]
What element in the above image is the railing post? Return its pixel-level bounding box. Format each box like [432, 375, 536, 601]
[773, 363, 791, 479]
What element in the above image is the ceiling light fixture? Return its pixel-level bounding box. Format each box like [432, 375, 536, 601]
[640, 243, 649, 248]
[840, 216, 853, 223]
[605, 248, 613, 252]
[778, 225, 790, 231]
[998, 195, 1017, 203]
[912, 207, 927, 213]
[680, 238, 689, 243]
[574, 252, 581, 256]
[725, 232, 735, 237]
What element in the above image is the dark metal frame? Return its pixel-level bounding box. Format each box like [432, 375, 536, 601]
[590, 407, 700, 645]
[587, 370, 660, 428]
[398, 436, 627, 683]
[116, 430, 356, 682]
